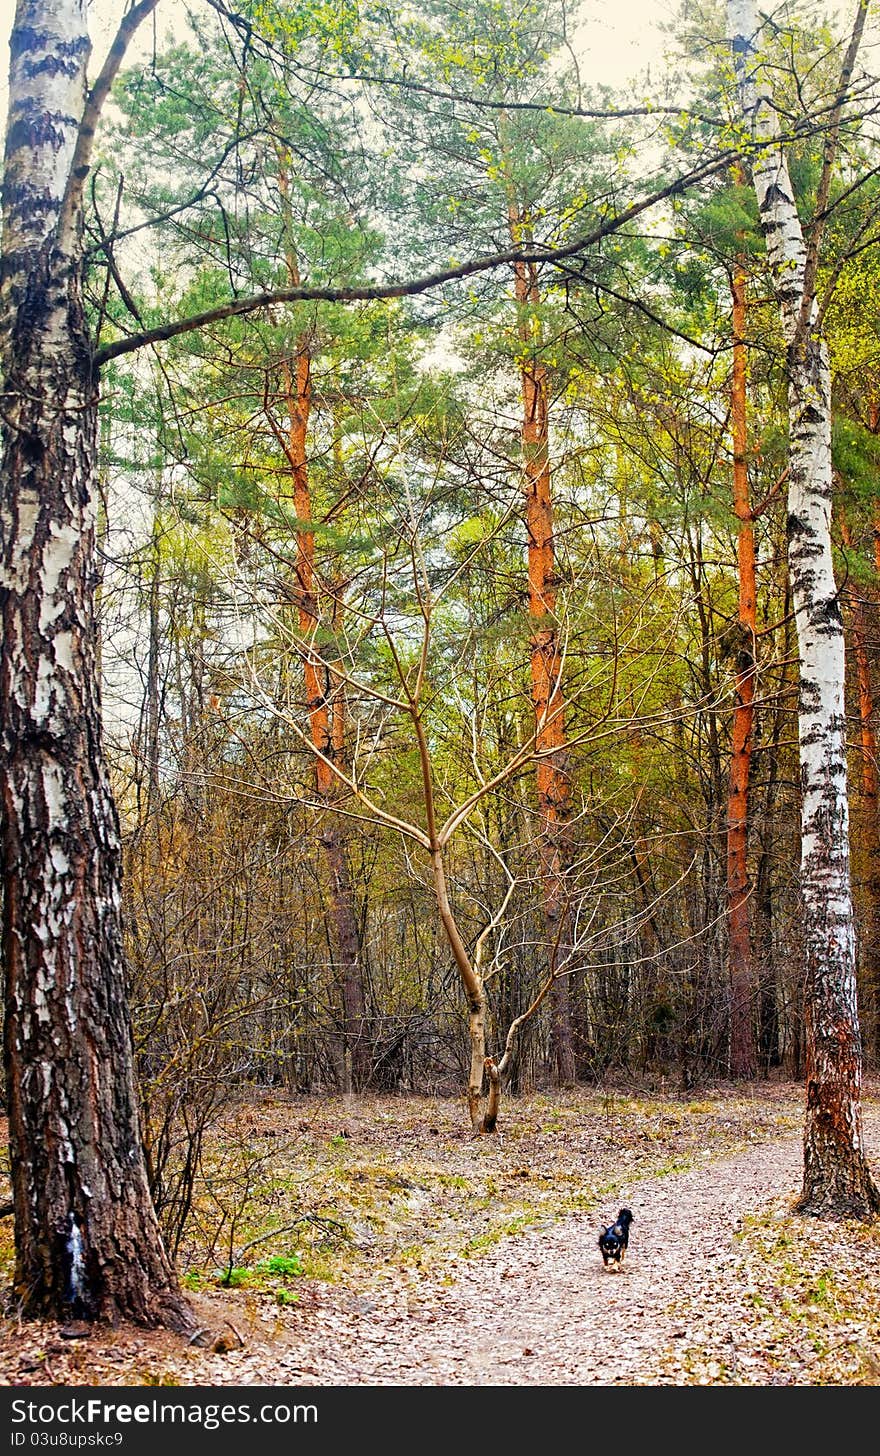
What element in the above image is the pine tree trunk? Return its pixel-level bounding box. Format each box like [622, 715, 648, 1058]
[727, 258, 758, 1078]
[754, 674, 788, 1071]
[872, 484, 880, 1059]
[1, 0, 191, 1324]
[143, 517, 163, 817]
[281, 350, 369, 1091]
[511, 236, 576, 1086]
[729, 0, 879, 1215]
[839, 512, 880, 1062]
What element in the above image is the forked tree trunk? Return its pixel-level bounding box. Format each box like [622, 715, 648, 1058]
[0, 0, 192, 1324]
[511, 224, 576, 1085]
[729, 0, 879, 1215]
[727, 253, 758, 1078]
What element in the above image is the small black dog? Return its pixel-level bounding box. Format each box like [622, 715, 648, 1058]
[598, 1207, 634, 1268]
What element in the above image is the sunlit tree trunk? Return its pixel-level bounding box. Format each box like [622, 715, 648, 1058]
[727, 251, 758, 1078]
[280, 347, 369, 1092]
[274, 154, 369, 1091]
[869, 401, 880, 1057]
[135, 505, 164, 826]
[729, 0, 879, 1214]
[0, 0, 191, 1325]
[510, 215, 576, 1085]
[839, 511, 880, 1059]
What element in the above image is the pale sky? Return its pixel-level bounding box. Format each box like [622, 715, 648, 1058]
[0, 1, 867, 149]
[0, 0, 678, 112]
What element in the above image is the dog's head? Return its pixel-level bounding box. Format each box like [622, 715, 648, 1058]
[599, 1207, 634, 1265]
[598, 1226, 624, 1264]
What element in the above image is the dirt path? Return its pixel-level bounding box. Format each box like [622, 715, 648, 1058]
[4, 1097, 879, 1387]
[269, 1129, 808, 1385]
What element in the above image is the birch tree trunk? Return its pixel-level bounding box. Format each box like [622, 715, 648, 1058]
[1, 0, 192, 1324]
[728, 0, 879, 1215]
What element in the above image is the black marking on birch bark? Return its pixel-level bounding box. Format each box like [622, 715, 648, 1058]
[0, 193, 60, 244]
[21, 54, 85, 81]
[789, 346, 823, 382]
[829, 711, 848, 740]
[798, 403, 825, 426]
[760, 181, 794, 209]
[799, 679, 822, 713]
[788, 557, 822, 586]
[787, 513, 809, 541]
[802, 726, 833, 749]
[9, 28, 90, 63]
[8, 25, 51, 60]
[5, 113, 78, 153]
[791, 434, 830, 460]
[4, 726, 77, 759]
[812, 597, 843, 632]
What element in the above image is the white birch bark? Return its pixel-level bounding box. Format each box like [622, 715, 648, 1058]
[1, 0, 193, 1323]
[728, 0, 878, 1213]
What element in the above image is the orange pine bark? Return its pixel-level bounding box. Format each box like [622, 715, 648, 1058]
[864, 399, 880, 1057]
[726, 258, 758, 1078]
[840, 508, 880, 1058]
[280, 347, 369, 1090]
[840, 516, 879, 807]
[282, 353, 329, 783]
[275, 165, 368, 1087]
[511, 224, 576, 1084]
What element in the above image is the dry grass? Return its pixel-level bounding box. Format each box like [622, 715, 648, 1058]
[654, 1195, 880, 1385]
[2, 1081, 879, 1385]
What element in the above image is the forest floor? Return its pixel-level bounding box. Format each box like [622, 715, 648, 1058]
[1, 1080, 880, 1386]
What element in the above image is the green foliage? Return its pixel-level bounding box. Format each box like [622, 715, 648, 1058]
[833, 416, 880, 495]
[275, 1288, 300, 1306]
[218, 1265, 252, 1288]
[92, 0, 878, 1107]
[216, 1251, 303, 1289]
[258, 1253, 305, 1277]
[685, 181, 761, 259]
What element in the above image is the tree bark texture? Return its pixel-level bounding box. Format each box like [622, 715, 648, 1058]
[429, 831, 488, 1131]
[280, 348, 369, 1092]
[839, 512, 880, 1061]
[1, 0, 192, 1323]
[729, 0, 879, 1214]
[511, 232, 576, 1085]
[727, 256, 758, 1078]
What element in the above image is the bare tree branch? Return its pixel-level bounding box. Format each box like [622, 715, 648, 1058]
[58, 0, 162, 254]
[93, 146, 740, 366]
